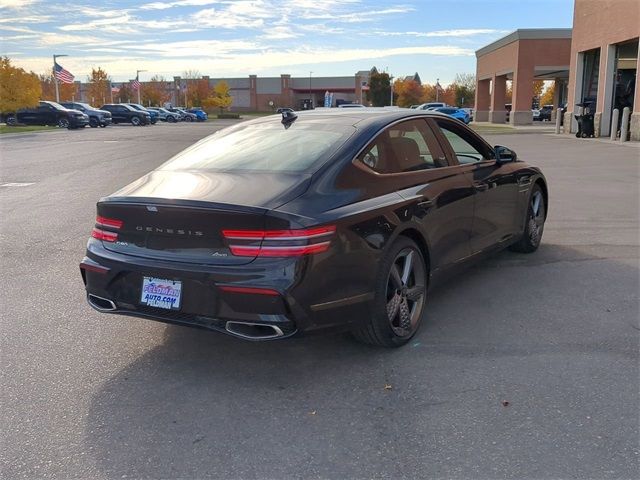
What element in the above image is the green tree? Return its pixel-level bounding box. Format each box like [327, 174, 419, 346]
[0, 57, 41, 113]
[86, 67, 111, 105]
[366, 68, 391, 106]
[452, 73, 475, 107]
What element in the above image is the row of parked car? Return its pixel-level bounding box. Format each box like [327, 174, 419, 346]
[5, 101, 208, 129]
[410, 102, 472, 124]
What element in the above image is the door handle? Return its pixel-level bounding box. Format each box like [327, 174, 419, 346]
[474, 184, 489, 192]
[417, 199, 433, 208]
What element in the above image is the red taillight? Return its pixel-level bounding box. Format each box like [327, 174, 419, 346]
[92, 215, 122, 242]
[222, 225, 336, 257]
[96, 215, 123, 229]
[219, 285, 280, 296]
[91, 228, 118, 242]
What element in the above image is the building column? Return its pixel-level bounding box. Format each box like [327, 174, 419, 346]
[631, 47, 640, 141]
[551, 79, 562, 122]
[474, 78, 490, 122]
[249, 74, 258, 111]
[489, 75, 507, 123]
[280, 74, 292, 107]
[511, 65, 534, 125]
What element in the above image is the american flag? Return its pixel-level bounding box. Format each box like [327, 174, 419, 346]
[54, 62, 74, 84]
[131, 78, 141, 90]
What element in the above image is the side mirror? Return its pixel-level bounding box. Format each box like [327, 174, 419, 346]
[495, 145, 517, 164]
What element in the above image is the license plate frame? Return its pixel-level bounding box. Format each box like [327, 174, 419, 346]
[140, 276, 182, 310]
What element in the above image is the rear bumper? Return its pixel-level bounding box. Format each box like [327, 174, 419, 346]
[80, 243, 373, 341]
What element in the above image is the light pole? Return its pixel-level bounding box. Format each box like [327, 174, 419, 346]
[436, 77, 440, 102]
[309, 71, 313, 109]
[389, 74, 394, 106]
[53, 54, 68, 103]
[136, 69, 146, 104]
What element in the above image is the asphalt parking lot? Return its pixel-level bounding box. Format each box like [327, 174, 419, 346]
[1, 122, 638, 479]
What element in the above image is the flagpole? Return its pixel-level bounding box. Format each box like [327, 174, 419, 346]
[136, 69, 146, 104]
[53, 54, 68, 103]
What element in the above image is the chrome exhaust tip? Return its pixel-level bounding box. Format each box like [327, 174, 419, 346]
[87, 294, 117, 312]
[225, 321, 285, 340]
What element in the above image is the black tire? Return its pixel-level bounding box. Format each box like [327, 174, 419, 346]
[352, 237, 427, 347]
[99, 124, 107, 128]
[509, 184, 546, 253]
[6, 115, 17, 126]
[131, 116, 141, 126]
[57, 118, 69, 128]
[184, 116, 193, 122]
[167, 115, 177, 123]
[89, 118, 98, 128]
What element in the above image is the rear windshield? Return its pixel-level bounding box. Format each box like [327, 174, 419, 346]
[160, 121, 355, 173]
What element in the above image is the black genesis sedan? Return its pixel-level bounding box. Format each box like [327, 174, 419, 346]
[80, 109, 548, 347]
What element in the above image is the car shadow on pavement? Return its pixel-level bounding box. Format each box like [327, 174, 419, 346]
[84, 244, 639, 480]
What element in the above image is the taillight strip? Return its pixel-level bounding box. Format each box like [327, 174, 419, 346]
[222, 226, 336, 241]
[91, 228, 118, 242]
[96, 215, 123, 229]
[229, 242, 331, 257]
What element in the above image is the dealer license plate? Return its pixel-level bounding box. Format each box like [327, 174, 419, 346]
[140, 276, 182, 310]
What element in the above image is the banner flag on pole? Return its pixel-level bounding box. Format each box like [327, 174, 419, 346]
[54, 62, 74, 84]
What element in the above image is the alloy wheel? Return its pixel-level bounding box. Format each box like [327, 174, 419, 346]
[528, 191, 545, 246]
[386, 248, 426, 337]
[57, 118, 69, 128]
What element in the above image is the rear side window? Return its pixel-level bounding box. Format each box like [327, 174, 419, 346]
[357, 119, 447, 173]
[161, 122, 355, 173]
[435, 120, 493, 165]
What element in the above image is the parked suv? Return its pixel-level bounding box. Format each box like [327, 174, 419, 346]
[186, 108, 208, 121]
[167, 107, 197, 122]
[61, 102, 112, 128]
[147, 107, 181, 123]
[9, 101, 89, 129]
[100, 104, 150, 126]
[417, 102, 447, 110]
[125, 103, 158, 124]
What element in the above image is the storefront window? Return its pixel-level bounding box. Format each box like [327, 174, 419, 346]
[613, 39, 638, 113]
[581, 48, 600, 109]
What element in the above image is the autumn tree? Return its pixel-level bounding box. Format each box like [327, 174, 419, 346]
[202, 80, 233, 114]
[39, 72, 77, 102]
[452, 73, 475, 107]
[86, 67, 111, 105]
[0, 57, 41, 113]
[422, 83, 437, 103]
[439, 84, 457, 106]
[116, 83, 133, 103]
[366, 68, 392, 106]
[539, 82, 555, 106]
[393, 79, 424, 107]
[186, 79, 211, 107]
[141, 75, 170, 106]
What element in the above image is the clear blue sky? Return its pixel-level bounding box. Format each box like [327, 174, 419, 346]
[0, 0, 574, 84]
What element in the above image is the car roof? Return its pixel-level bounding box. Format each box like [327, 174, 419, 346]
[242, 108, 455, 130]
